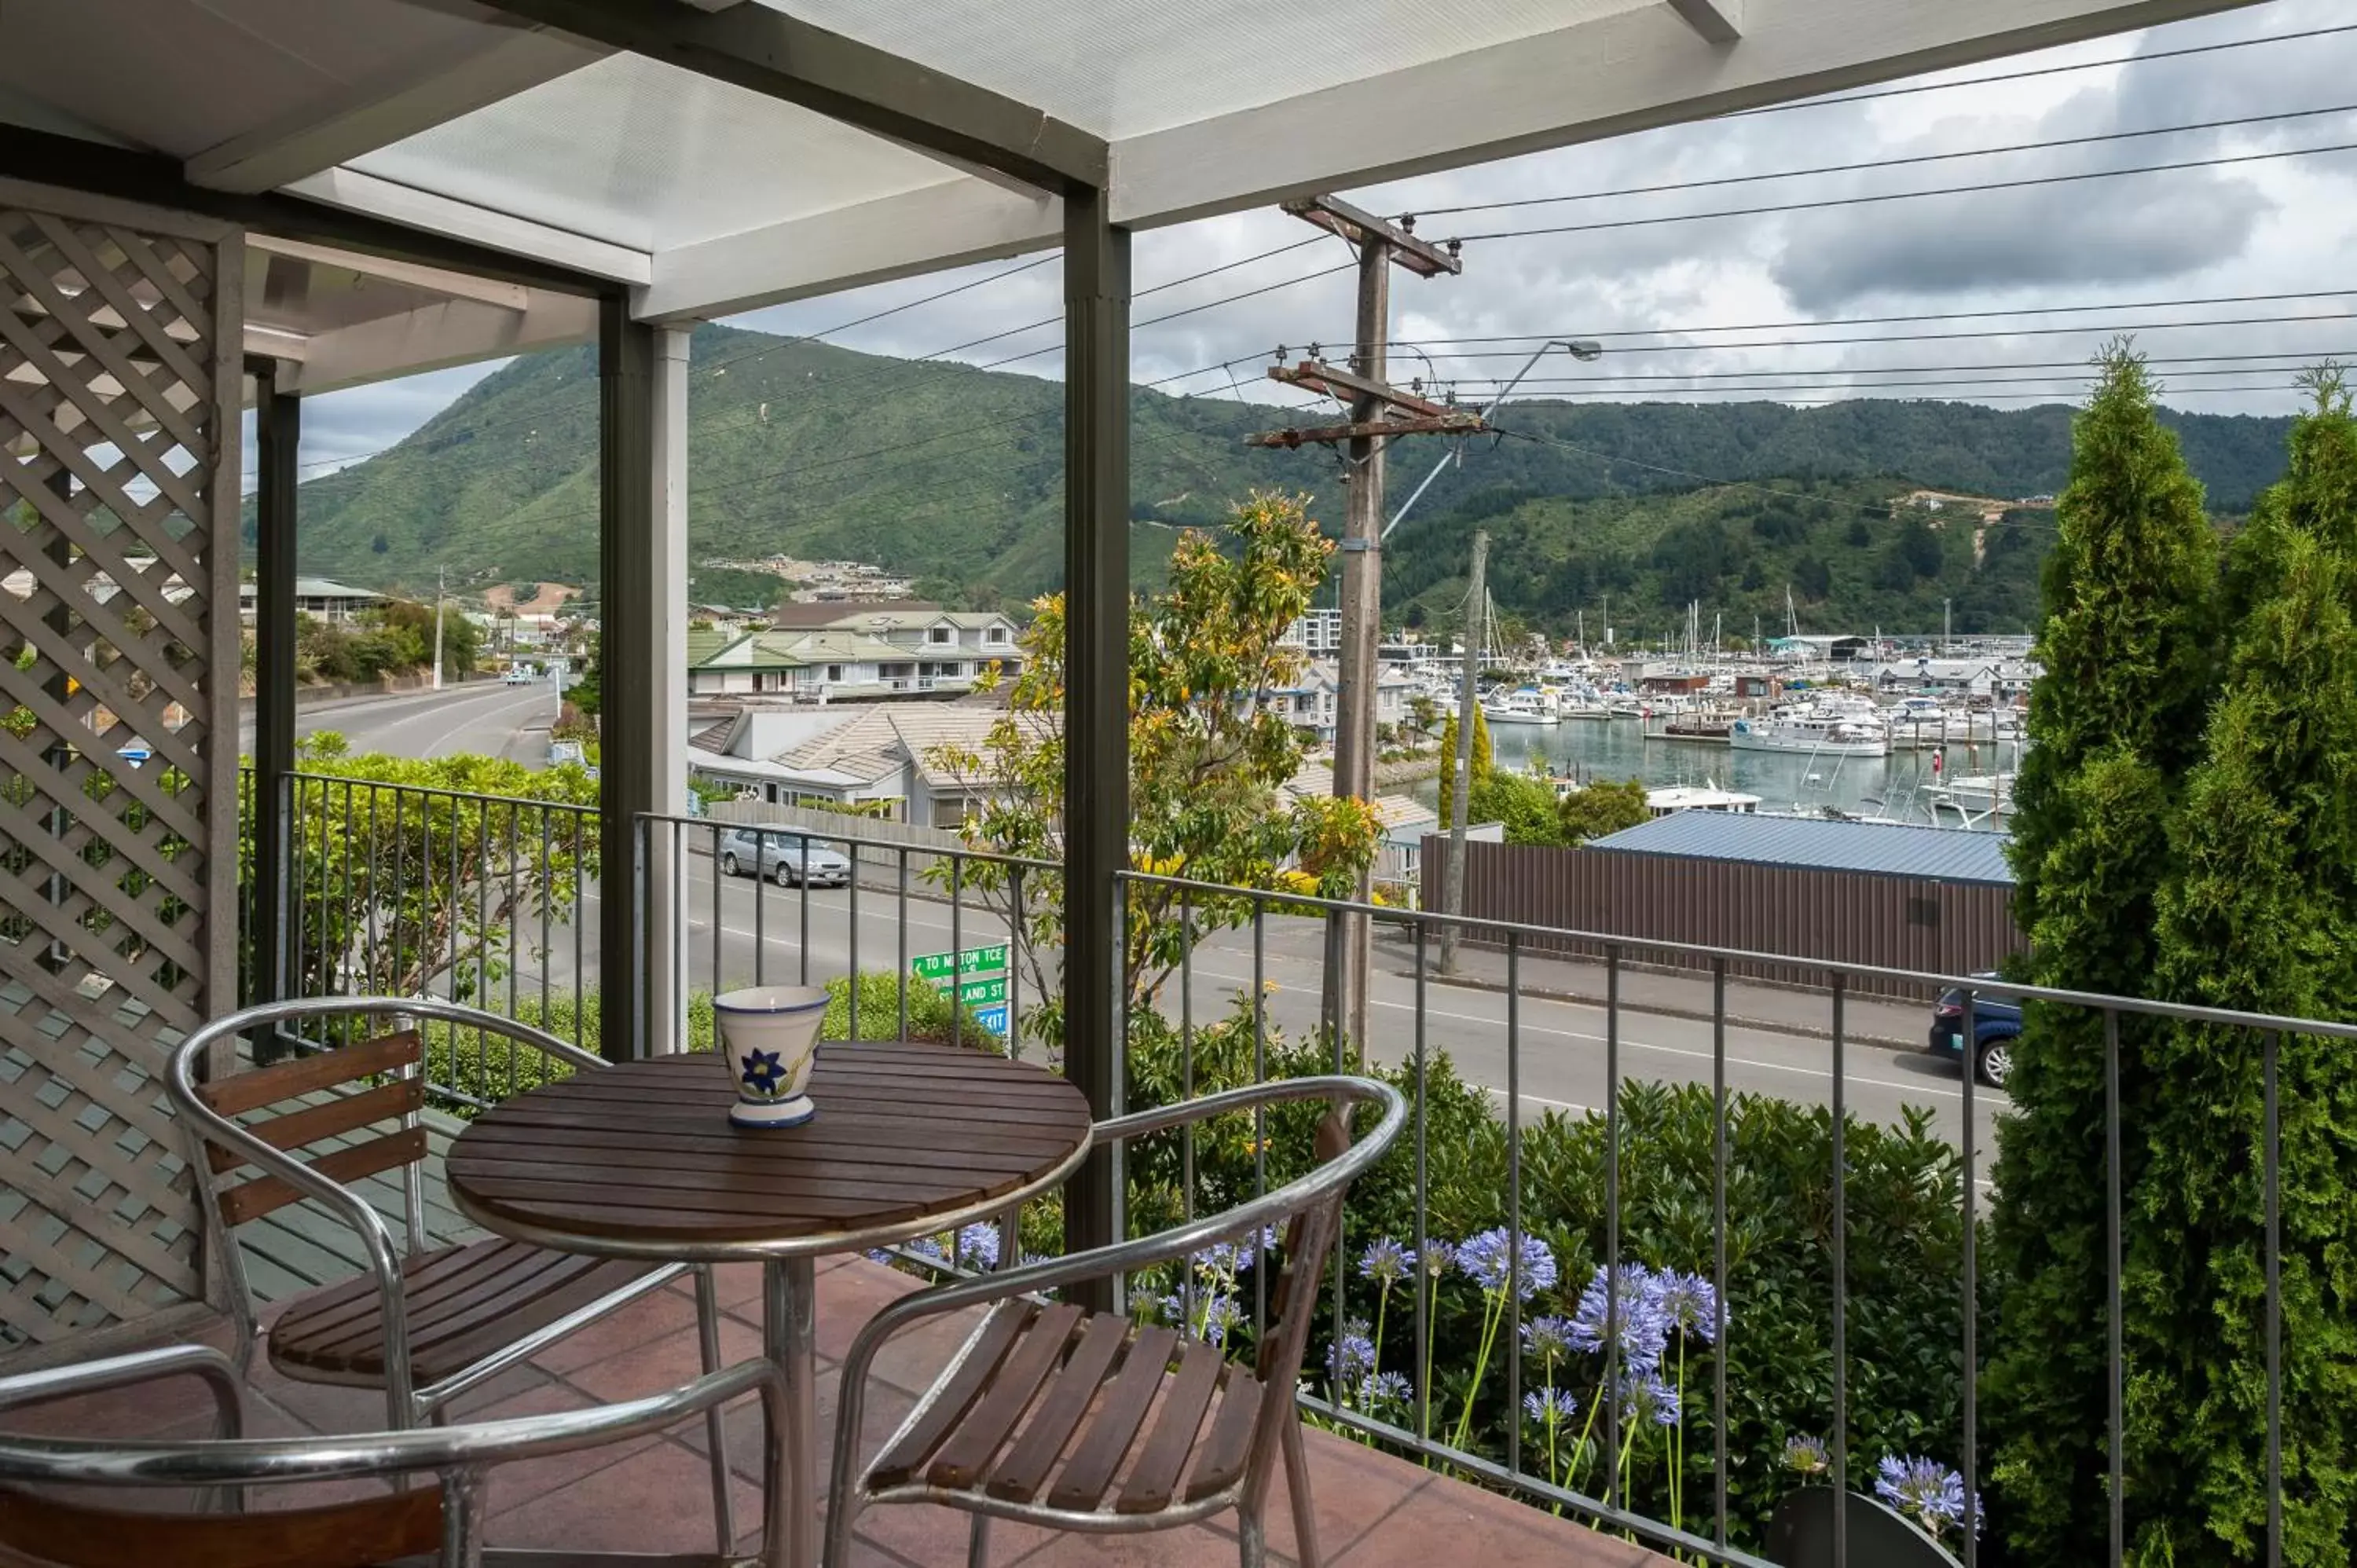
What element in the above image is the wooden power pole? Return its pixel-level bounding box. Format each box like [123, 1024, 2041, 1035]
[1440, 529, 1488, 975]
[1248, 196, 1470, 1057]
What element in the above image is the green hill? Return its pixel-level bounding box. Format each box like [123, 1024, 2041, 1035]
[281, 321, 2293, 634]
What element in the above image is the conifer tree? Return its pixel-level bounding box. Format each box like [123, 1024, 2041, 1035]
[1436, 704, 1494, 829]
[1985, 346, 2221, 1563]
[2130, 372, 2357, 1566]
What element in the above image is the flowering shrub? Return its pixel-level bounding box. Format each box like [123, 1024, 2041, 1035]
[1118, 997, 1976, 1555]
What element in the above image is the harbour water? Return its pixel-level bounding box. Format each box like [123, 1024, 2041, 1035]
[1412, 721, 2027, 824]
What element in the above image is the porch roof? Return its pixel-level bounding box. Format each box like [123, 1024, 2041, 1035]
[0, 0, 2257, 382]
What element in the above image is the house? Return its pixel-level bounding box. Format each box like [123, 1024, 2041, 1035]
[236, 577, 392, 625]
[1281, 761, 1440, 885]
[695, 605, 1022, 702]
[687, 703, 1041, 825]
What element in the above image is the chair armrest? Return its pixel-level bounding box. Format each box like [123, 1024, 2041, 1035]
[0, 1358, 784, 1492]
[835, 1076, 1406, 1427]
[0, 1346, 244, 1442]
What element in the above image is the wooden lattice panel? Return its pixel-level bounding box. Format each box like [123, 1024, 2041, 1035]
[0, 188, 241, 1361]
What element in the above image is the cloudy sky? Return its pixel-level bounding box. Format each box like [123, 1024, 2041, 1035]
[288, 0, 2357, 474]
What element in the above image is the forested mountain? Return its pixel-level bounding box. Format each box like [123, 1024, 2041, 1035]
[282, 321, 2293, 633]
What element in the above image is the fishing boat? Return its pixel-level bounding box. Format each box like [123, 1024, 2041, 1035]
[1729, 698, 1890, 757]
[1483, 687, 1559, 725]
[1927, 772, 2013, 827]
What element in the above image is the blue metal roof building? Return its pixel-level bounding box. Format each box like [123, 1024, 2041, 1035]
[1586, 812, 2014, 886]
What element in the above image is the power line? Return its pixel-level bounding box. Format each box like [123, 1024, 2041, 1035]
[1410, 100, 2357, 218]
[1721, 20, 2357, 119]
[1359, 289, 2357, 350]
[1450, 140, 2357, 244]
[1433, 346, 2357, 384]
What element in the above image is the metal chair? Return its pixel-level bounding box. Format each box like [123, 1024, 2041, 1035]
[1765, 1486, 1963, 1567]
[164, 997, 738, 1545]
[0, 1341, 792, 1567]
[827, 1075, 1406, 1568]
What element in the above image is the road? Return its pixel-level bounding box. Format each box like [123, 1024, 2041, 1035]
[244, 680, 559, 764]
[497, 852, 2002, 1172]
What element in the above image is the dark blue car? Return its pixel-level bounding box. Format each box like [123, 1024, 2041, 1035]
[1930, 976, 2018, 1090]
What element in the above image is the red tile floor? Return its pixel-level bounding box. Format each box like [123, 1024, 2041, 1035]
[5, 1256, 1669, 1567]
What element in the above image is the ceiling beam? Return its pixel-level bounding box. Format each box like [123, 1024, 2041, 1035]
[276, 293, 598, 398]
[1666, 0, 1745, 44]
[185, 27, 602, 195]
[284, 167, 651, 286]
[1109, 0, 2265, 228]
[636, 177, 1057, 322]
[247, 236, 534, 313]
[0, 123, 621, 297]
[467, 0, 1108, 194]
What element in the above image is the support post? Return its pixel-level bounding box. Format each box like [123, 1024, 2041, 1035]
[1061, 185, 1131, 1306]
[645, 326, 693, 1052]
[598, 297, 657, 1062]
[251, 365, 301, 1007]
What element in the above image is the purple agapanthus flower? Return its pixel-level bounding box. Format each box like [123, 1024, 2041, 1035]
[1875, 1455, 1974, 1538]
[1327, 1321, 1376, 1384]
[1418, 1240, 1455, 1280]
[1357, 1370, 1412, 1413]
[1606, 1371, 1679, 1429]
[955, 1223, 1001, 1269]
[1569, 1264, 1670, 1374]
[1358, 1236, 1412, 1289]
[1523, 1387, 1579, 1424]
[1456, 1228, 1557, 1300]
[1782, 1434, 1831, 1476]
[1651, 1269, 1721, 1345]
[1519, 1313, 1575, 1369]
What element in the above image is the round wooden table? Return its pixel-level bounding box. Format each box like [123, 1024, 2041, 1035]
[445, 1043, 1092, 1568]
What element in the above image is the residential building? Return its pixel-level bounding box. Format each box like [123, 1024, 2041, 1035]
[236, 577, 392, 625]
[687, 703, 1039, 826]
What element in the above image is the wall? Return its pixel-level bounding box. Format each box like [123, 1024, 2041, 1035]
[1420, 837, 2023, 1000]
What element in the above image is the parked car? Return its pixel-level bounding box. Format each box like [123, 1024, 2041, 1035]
[717, 828, 852, 887]
[1929, 975, 2018, 1090]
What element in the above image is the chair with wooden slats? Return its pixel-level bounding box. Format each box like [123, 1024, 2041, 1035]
[827, 1076, 1406, 1568]
[162, 997, 741, 1553]
[0, 1342, 794, 1567]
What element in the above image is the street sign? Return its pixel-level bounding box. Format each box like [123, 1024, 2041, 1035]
[971, 1004, 1010, 1036]
[911, 944, 1009, 981]
[952, 976, 1007, 1006]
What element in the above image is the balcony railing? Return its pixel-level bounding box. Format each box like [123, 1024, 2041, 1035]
[250, 784, 2335, 1567]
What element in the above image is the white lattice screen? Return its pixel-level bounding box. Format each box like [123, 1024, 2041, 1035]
[0, 187, 241, 1361]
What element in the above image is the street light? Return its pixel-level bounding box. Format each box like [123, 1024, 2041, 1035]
[1384, 338, 1604, 539]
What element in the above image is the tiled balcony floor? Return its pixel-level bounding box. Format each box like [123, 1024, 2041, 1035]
[9, 1258, 1670, 1567]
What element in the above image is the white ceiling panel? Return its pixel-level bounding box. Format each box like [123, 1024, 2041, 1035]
[346, 52, 970, 253]
[764, 0, 1659, 139]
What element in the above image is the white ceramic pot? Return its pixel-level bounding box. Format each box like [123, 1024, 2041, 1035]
[712, 986, 828, 1128]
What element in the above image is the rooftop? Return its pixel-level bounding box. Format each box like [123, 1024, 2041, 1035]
[1589, 810, 2014, 885]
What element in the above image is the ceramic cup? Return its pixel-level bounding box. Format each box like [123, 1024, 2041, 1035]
[711, 985, 828, 1128]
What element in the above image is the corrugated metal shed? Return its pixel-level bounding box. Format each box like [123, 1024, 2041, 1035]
[1588, 812, 2013, 886]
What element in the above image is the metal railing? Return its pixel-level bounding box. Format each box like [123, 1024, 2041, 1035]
[248, 771, 601, 1109]
[1113, 869, 2335, 1568]
[237, 797, 2328, 1565]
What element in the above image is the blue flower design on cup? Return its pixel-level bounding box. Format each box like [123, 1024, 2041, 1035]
[740, 1049, 786, 1098]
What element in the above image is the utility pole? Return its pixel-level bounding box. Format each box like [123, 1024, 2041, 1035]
[431, 566, 446, 691]
[1440, 529, 1488, 976]
[1248, 195, 1467, 1061]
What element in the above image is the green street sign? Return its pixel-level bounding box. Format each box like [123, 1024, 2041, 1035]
[911, 944, 1009, 981]
[948, 976, 1008, 1006]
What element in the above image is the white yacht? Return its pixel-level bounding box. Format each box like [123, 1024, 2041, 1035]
[1483, 687, 1559, 725]
[1644, 785, 1761, 815]
[1729, 698, 1890, 757]
[1927, 772, 2014, 827]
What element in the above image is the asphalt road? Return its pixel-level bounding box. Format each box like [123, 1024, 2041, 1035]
[243, 680, 559, 764]
[500, 853, 2002, 1173]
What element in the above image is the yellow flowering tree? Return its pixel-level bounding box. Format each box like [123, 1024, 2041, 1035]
[929, 490, 1381, 1048]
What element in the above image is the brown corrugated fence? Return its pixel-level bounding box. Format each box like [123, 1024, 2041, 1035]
[1419, 837, 2026, 1000]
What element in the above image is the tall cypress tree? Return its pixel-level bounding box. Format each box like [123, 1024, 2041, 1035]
[1985, 346, 2222, 1563]
[2131, 373, 2357, 1565]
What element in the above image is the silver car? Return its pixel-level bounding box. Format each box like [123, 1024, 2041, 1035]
[717, 828, 852, 887]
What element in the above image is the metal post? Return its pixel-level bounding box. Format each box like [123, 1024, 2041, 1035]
[645, 327, 692, 1050]
[1060, 183, 1131, 1306]
[1438, 529, 1486, 974]
[252, 366, 300, 1008]
[597, 295, 655, 1062]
